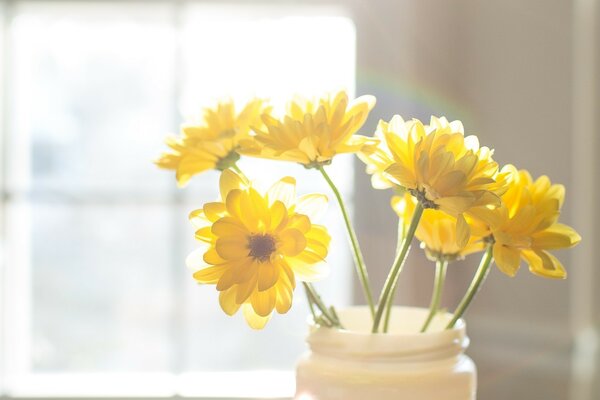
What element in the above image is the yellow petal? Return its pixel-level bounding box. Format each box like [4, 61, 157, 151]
[298, 136, 319, 162]
[189, 209, 210, 229]
[267, 176, 296, 207]
[295, 194, 328, 221]
[176, 159, 215, 187]
[219, 169, 248, 200]
[250, 287, 277, 317]
[216, 266, 239, 291]
[384, 163, 415, 188]
[203, 248, 225, 265]
[243, 303, 271, 330]
[186, 247, 209, 271]
[225, 189, 244, 220]
[203, 202, 227, 222]
[524, 250, 567, 279]
[493, 243, 521, 277]
[275, 281, 293, 314]
[257, 262, 280, 291]
[435, 195, 475, 215]
[195, 227, 213, 243]
[269, 201, 288, 231]
[531, 230, 578, 250]
[287, 254, 329, 282]
[456, 214, 470, 249]
[534, 223, 581, 248]
[279, 228, 307, 256]
[212, 217, 247, 238]
[235, 274, 258, 304]
[219, 288, 241, 316]
[193, 265, 226, 284]
[287, 214, 311, 233]
[215, 237, 248, 260]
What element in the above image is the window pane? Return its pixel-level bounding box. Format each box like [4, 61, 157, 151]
[9, 2, 176, 194]
[30, 202, 175, 372]
[6, 2, 179, 375]
[4, 1, 356, 394]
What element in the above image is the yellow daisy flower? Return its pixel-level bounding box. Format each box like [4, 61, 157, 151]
[392, 193, 485, 262]
[360, 115, 509, 246]
[156, 98, 270, 186]
[469, 165, 581, 278]
[240, 90, 377, 168]
[187, 169, 331, 329]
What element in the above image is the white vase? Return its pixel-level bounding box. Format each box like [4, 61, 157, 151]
[295, 306, 476, 400]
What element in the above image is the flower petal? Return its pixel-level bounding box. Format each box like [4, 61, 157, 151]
[219, 288, 241, 316]
[295, 194, 328, 221]
[287, 253, 330, 282]
[250, 287, 277, 317]
[193, 265, 226, 284]
[456, 214, 470, 249]
[257, 262, 280, 291]
[219, 169, 249, 200]
[279, 228, 307, 256]
[267, 176, 296, 207]
[524, 250, 567, 279]
[235, 273, 258, 304]
[243, 303, 271, 330]
[215, 237, 248, 260]
[493, 243, 521, 277]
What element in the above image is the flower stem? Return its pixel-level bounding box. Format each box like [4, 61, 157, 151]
[372, 203, 424, 333]
[304, 285, 320, 325]
[382, 279, 397, 333]
[231, 163, 244, 175]
[317, 165, 375, 318]
[303, 282, 343, 328]
[382, 216, 409, 332]
[421, 259, 448, 332]
[446, 244, 494, 329]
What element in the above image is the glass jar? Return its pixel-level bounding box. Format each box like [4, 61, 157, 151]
[295, 306, 476, 400]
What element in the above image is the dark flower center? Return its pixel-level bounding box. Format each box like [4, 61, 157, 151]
[248, 234, 277, 262]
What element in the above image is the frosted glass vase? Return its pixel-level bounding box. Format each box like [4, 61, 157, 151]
[295, 306, 476, 400]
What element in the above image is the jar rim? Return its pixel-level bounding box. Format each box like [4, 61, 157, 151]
[306, 306, 469, 361]
[308, 305, 465, 336]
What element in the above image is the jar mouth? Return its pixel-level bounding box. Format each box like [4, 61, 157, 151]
[306, 306, 469, 361]
[325, 306, 464, 335]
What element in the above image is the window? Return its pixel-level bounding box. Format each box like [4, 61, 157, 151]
[0, 1, 356, 397]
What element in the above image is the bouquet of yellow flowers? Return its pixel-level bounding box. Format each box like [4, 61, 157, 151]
[156, 90, 581, 333]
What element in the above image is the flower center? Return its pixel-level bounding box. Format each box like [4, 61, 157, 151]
[248, 234, 277, 262]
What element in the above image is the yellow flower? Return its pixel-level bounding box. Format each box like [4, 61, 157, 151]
[240, 91, 377, 168]
[359, 115, 509, 246]
[187, 169, 331, 329]
[155, 98, 270, 186]
[469, 165, 581, 279]
[392, 193, 484, 262]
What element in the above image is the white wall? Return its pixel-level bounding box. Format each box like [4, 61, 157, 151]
[341, 0, 599, 399]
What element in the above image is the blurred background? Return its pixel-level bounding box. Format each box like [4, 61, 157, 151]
[0, 0, 598, 399]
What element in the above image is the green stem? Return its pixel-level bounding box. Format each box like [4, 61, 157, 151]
[382, 278, 399, 333]
[304, 285, 320, 325]
[231, 163, 244, 175]
[372, 203, 424, 333]
[318, 165, 375, 318]
[382, 216, 409, 332]
[421, 259, 448, 332]
[446, 244, 494, 329]
[303, 282, 342, 328]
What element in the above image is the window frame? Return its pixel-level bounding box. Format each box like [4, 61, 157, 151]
[0, 0, 356, 399]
